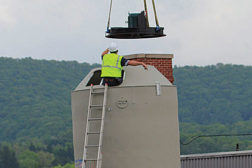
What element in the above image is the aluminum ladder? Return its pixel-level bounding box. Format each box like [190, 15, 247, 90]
[82, 84, 108, 168]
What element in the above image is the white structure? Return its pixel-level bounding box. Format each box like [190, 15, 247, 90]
[72, 64, 181, 168]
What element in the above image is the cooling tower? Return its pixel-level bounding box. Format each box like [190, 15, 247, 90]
[72, 61, 180, 168]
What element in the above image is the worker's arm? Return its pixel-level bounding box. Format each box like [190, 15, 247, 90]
[102, 49, 109, 56]
[128, 60, 148, 70]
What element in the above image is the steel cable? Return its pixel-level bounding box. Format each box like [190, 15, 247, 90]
[107, 0, 113, 30]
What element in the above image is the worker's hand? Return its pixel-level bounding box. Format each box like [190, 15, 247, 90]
[142, 63, 148, 70]
[105, 48, 109, 54]
[102, 49, 110, 56]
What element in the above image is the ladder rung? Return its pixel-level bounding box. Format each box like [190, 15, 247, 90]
[88, 118, 102, 121]
[82, 85, 107, 168]
[90, 105, 103, 108]
[86, 145, 100, 148]
[85, 159, 97, 161]
[87, 132, 101, 135]
[91, 91, 104, 94]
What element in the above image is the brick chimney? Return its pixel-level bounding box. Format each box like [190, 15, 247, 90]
[124, 54, 174, 84]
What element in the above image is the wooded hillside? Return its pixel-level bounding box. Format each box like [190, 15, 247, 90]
[174, 64, 252, 124]
[0, 57, 99, 141]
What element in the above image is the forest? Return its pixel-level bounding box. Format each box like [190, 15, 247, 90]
[0, 57, 251, 167]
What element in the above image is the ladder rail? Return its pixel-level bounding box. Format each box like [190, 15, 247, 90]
[96, 84, 108, 168]
[82, 85, 94, 168]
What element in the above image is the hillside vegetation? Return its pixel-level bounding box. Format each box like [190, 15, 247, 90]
[174, 64, 252, 124]
[0, 57, 252, 167]
[0, 57, 99, 141]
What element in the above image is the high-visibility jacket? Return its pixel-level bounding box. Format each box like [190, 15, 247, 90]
[101, 53, 123, 77]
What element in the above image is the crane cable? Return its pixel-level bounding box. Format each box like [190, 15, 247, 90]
[107, 0, 113, 31]
[144, 0, 150, 27]
[152, 0, 159, 27]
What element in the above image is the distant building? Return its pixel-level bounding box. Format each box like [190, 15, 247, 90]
[181, 150, 252, 168]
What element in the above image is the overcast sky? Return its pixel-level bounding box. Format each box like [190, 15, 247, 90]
[0, 0, 251, 66]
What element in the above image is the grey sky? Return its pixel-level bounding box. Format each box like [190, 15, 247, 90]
[0, 0, 251, 65]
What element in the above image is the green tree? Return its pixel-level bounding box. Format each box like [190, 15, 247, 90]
[0, 144, 19, 168]
[37, 151, 55, 168]
[53, 163, 75, 168]
[18, 150, 40, 168]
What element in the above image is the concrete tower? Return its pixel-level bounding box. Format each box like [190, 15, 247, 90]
[71, 54, 180, 168]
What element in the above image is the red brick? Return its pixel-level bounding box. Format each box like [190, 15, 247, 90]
[127, 57, 174, 83]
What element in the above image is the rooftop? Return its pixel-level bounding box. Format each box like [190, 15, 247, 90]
[74, 65, 172, 91]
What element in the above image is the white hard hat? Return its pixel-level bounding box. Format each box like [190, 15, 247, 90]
[109, 42, 118, 52]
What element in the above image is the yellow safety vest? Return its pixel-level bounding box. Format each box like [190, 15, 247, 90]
[101, 53, 123, 77]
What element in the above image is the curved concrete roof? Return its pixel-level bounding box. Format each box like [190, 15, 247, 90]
[124, 53, 174, 59]
[74, 65, 172, 91]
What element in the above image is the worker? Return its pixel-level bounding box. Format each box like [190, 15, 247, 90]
[101, 42, 148, 86]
